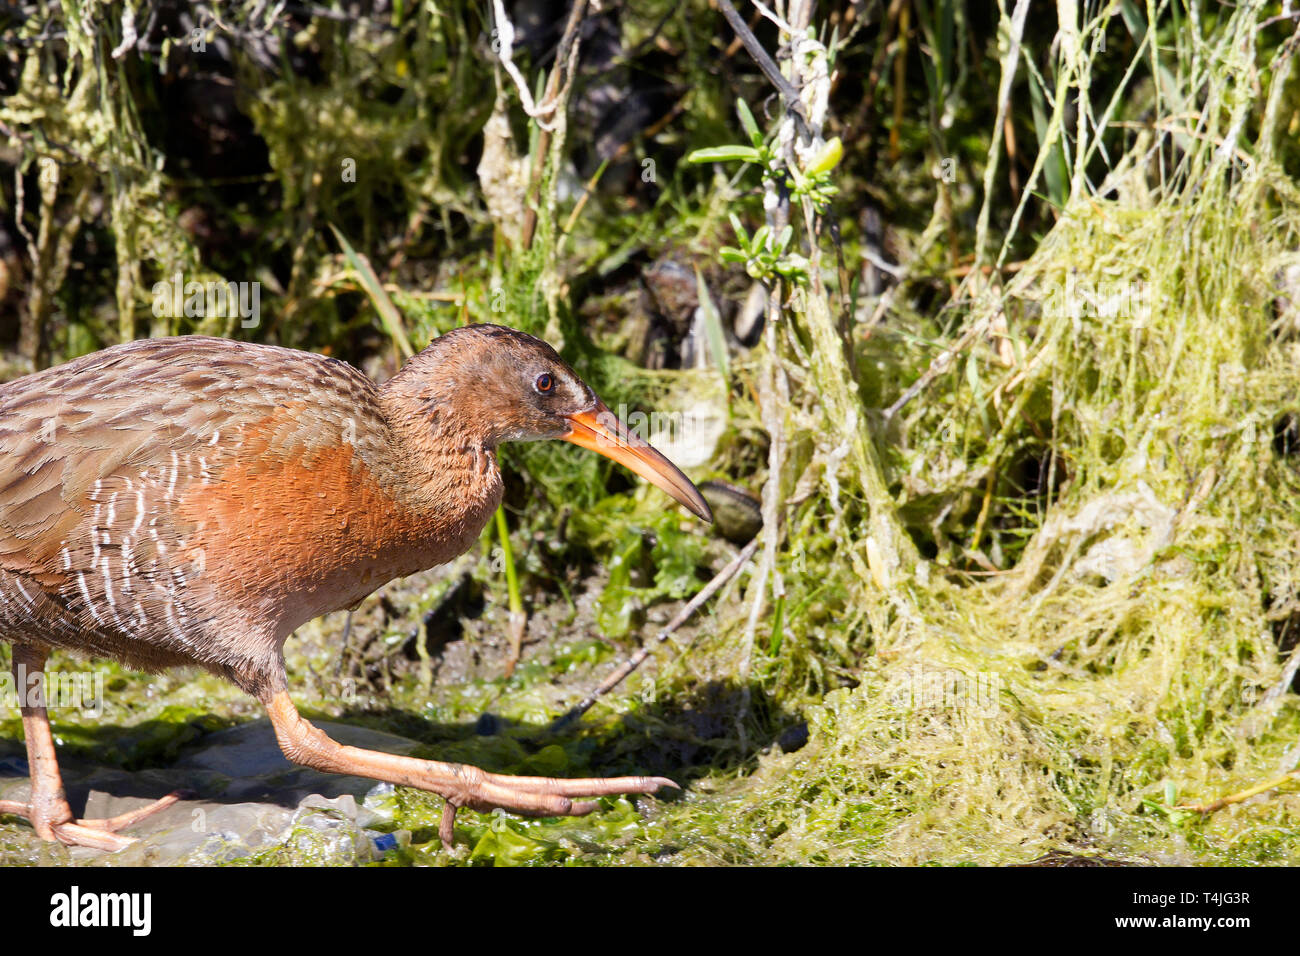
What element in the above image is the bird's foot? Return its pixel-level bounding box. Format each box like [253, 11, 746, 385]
[435, 768, 678, 849]
[0, 790, 188, 852]
[264, 689, 677, 851]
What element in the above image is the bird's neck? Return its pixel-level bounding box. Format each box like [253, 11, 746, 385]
[371, 380, 503, 563]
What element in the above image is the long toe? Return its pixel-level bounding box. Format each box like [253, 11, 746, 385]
[438, 772, 679, 848]
[51, 822, 137, 852]
[0, 792, 185, 850]
[437, 791, 603, 850]
[458, 776, 602, 816]
[82, 790, 189, 833]
[476, 771, 679, 798]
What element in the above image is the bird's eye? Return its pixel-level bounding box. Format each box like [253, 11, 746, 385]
[535, 373, 554, 393]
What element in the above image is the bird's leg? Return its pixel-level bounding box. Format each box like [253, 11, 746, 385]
[0, 644, 184, 851]
[263, 689, 676, 848]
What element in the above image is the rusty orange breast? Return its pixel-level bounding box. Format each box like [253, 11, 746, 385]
[171, 404, 501, 637]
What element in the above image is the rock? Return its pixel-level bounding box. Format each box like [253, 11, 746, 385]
[778, 721, 809, 753]
[699, 481, 763, 545]
[643, 258, 698, 334]
[0, 718, 425, 865]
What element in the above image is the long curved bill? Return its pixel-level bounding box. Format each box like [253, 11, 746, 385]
[563, 403, 713, 523]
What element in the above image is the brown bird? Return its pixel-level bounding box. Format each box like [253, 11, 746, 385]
[0, 325, 711, 851]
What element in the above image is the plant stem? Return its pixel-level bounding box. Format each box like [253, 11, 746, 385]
[495, 504, 526, 675]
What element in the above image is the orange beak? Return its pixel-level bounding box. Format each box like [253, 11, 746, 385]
[562, 403, 713, 523]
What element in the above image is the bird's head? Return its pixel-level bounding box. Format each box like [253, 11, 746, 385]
[388, 324, 712, 522]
